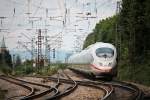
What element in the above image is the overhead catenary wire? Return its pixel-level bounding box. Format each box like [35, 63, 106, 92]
[0, 0, 118, 63]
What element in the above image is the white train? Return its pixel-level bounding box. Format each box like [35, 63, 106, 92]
[68, 42, 117, 77]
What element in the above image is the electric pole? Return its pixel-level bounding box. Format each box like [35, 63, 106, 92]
[37, 29, 43, 69]
[44, 29, 49, 66]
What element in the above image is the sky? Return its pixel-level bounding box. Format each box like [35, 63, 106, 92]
[0, 0, 119, 54]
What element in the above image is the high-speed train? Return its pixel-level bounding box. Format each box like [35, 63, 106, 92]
[68, 42, 117, 77]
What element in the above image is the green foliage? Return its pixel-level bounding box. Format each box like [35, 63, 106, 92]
[119, 0, 146, 63]
[83, 16, 117, 49]
[14, 64, 34, 75]
[4, 51, 12, 68]
[118, 0, 150, 85]
[0, 64, 12, 74]
[35, 63, 67, 75]
[83, 0, 150, 85]
[0, 50, 12, 74]
[118, 61, 150, 86]
[57, 63, 68, 69]
[83, 33, 95, 49]
[15, 55, 21, 66]
[0, 51, 12, 68]
[95, 16, 117, 43]
[13, 63, 67, 76]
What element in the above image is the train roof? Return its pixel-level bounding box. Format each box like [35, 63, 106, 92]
[85, 42, 115, 49]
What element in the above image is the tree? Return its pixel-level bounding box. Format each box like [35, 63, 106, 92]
[119, 0, 148, 63]
[2, 50, 12, 68]
[0, 50, 12, 74]
[83, 0, 150, 85]
[15, 55, 21, 66]
[83, 16, 117, 49]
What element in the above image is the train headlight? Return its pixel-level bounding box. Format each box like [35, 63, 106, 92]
[108, 62, 112, 66]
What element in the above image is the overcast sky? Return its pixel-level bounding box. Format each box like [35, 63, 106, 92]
[0, 0, 119, 53]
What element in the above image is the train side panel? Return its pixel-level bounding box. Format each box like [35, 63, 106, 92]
[68, 49, 93, 64]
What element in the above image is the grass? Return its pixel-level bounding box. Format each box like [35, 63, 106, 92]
[0, 64, 12, 75]
[13, 63, 68, 76]
[118, 60, 150, 86]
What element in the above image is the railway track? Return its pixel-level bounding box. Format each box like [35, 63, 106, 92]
[0, 70, 144, 100]
[108, 80, 144, 100]
[0, 75, 59, 100]
[0, 75, 34, 100]
[84, 79, 144, 100]
[35, 74, 114, 100]
[45, 72, 78, 100]
[67, 67, 144, 100]
[0, 73, 78, 100]
[47, 77, 114, 100]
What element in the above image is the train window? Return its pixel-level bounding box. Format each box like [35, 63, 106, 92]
[96, 48, 114, 58]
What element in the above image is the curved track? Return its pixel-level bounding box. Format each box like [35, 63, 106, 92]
[36, 75, 114, 100]
[67, 67, 144, 100]
[0, 75, 59, 100]
[45, 72, 77, 100]
[80, 79, 144, 100]
[0, 75, 34, 99]
[108, 80, 144, 100]
[0, 70, 144, 100]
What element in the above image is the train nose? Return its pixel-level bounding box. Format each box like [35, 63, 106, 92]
[104, 68, 112, 72]
[98, 62, 112, 67]
[97, 67, 112, 73]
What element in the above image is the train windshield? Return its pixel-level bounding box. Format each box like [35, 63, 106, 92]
[96, 47, 114, 58]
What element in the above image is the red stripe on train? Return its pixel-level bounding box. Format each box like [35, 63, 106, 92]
[90, 64, 103, 71]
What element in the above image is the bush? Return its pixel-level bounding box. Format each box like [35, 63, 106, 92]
[0, 64, 12, 74]
[58, 63, 68, 69]
[118, 61, 150, 86]
[37, 64, 68, 76]
[14, 64, 35, 75]
[13, 63, 68, 76]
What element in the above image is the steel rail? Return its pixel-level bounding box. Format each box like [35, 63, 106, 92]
[106, 80, 144, 100]
[35, 75, 113, 100]
[39, 73, 61, 100]
[6, 75, 51, 88]
[67, 67, 143, 100]
[63, 71, 112, 100]
[1, 75, 59, 100]
[20, 74, 61, 100]
[45, 72, 78, 100]
[83, 79, 143, 100]
[21, 87, 58, 100]
[0, 75, 35, 99]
